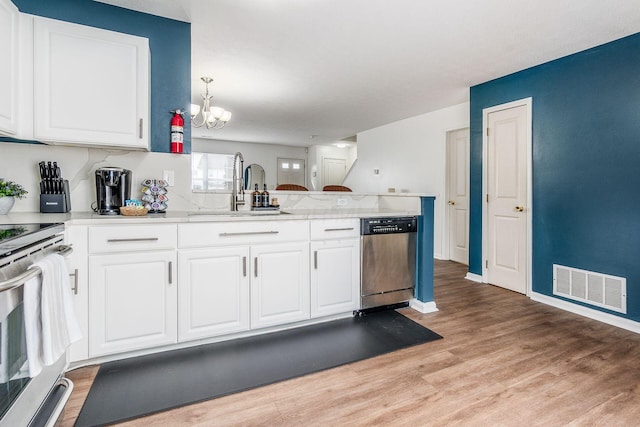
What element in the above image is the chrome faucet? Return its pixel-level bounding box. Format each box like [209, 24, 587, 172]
[231, 152, 245, 211]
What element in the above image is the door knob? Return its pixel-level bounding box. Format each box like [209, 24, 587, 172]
[448, 201, 455, 206]
[515, 205, 525, 212]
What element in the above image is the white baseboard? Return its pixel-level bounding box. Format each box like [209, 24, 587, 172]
[409, 299, 438, 314]
[530, 292, 640, 334]
[465, 272, 483, 283]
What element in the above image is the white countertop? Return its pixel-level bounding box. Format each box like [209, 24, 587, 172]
[0, 208, 422, 226]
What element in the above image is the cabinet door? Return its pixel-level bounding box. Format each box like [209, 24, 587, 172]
[0, 0, 19, 135]
[65, 225, 89, 362]
[33, 17, 149, 149]
[89, 251, 176, 357]
[310, 238, 360, 318]
[251, 242, 310, 329]
[178, 247, 250, 342]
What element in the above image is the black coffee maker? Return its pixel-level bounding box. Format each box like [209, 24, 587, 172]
[95, 167, 132, 215]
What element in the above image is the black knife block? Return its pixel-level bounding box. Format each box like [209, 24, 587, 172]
[40, 180, 71, 213]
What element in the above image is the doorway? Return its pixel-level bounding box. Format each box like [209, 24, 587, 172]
[482, 98, 532, 294]
[277, 158, 306, 187]
[322, 157, 347, 188]
[446, 128, 470, 265]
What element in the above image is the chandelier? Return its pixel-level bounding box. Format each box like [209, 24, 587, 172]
[190, 77, 232, 129]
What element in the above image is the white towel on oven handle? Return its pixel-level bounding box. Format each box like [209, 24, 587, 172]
[24, 253, 82, 377]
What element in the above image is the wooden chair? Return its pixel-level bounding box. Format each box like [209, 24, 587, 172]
[275, 184, 309, 191]
[322, 185, 352, 192]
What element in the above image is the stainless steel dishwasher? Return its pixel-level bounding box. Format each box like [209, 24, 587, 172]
[360, 216, 417, 310]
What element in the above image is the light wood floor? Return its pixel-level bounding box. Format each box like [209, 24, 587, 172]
[61, 261, 640, 426]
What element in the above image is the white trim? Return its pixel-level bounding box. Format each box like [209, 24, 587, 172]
[409, 299, 438, 314]
[481, 97, 533, 294]
[465, 272, 483, 283]
[530, 292, 640, 334]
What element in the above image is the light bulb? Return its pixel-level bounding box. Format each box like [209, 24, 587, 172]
[220, 110, 232, 122]
[211, 107, 224, 119]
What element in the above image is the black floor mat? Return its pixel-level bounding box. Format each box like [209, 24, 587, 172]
[75, 310, 442, 426]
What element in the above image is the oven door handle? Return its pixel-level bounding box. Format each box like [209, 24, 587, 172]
[0, 245, 73, 292]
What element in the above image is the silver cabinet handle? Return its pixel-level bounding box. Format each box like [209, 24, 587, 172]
[254, 257, 258, 277]
[168, 261, 173, 285]
[139, 118, 144, 139]
[107, 238, 160, 243]
[219, 231, 279, 237]
[69, 269, 79, 295]
[314, 251, 318, 269]
[323, 227, 354, 232]
[242, 256, 247, 277]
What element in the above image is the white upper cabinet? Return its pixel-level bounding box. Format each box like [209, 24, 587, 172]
[0, 0, 19, 135]
[32, 16, 149, 149]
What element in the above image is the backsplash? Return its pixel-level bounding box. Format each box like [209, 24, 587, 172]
[1, 142, 422, 214]
[1, 142, 196, 213]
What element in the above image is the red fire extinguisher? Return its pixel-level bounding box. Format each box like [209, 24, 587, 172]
[170, 109, 185, 154]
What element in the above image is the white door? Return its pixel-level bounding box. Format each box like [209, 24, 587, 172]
[250, 242, 310, 329]
[88, 251, 177, 357]
[447, 128, 470, 264]
[33, 17, 149, 149]
[277, 158, 306, 186]
[65, 225, 89, 363]
[178, 246, 250, 342]
[322, 157, 347, 188]
[485, 103, 529, 294]
[310, 238, 359, 317]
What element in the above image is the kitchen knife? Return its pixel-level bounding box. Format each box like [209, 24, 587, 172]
[39, 161, 46, 180]
[53, 162, 61, 178]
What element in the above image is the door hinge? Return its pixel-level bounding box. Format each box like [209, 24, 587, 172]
[486, 260, 488, 268]
[486, 194, 489, 203]
[486, 128, 490, 137]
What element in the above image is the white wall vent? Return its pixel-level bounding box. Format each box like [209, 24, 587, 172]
[553, 264, 626, 314]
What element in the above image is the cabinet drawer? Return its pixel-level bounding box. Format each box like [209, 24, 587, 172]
[310, 218, 360, 240]
[179, 220, 309, 248]
[89, 224, 177, 253]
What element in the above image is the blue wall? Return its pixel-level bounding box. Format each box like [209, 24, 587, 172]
[470, 32, 640, 321]
[4, 0, 191, 153]
[416, 197, 435, 303]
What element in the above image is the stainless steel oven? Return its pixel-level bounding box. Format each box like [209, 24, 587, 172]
[360, 216, 417, 310]
[0, 223, 74, 427]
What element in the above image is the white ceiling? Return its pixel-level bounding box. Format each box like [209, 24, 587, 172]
[97, 0, 640, 147]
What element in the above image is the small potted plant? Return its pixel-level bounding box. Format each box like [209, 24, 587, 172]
[0, 178, 28, 215]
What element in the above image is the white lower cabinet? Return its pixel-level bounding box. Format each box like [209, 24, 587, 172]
[87, 223, 178, 358]
[310, 218, 360, 318]
[310, 239, 360, 317]
[250, 242, 310, 329]
[89, 251, 177, 357]
[178, 221, 311, 332]
[71, 219, 363, 361]
[178, 246, 250, 342]
[65, 225, 89, 362]
[177, 240, 310, 339]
